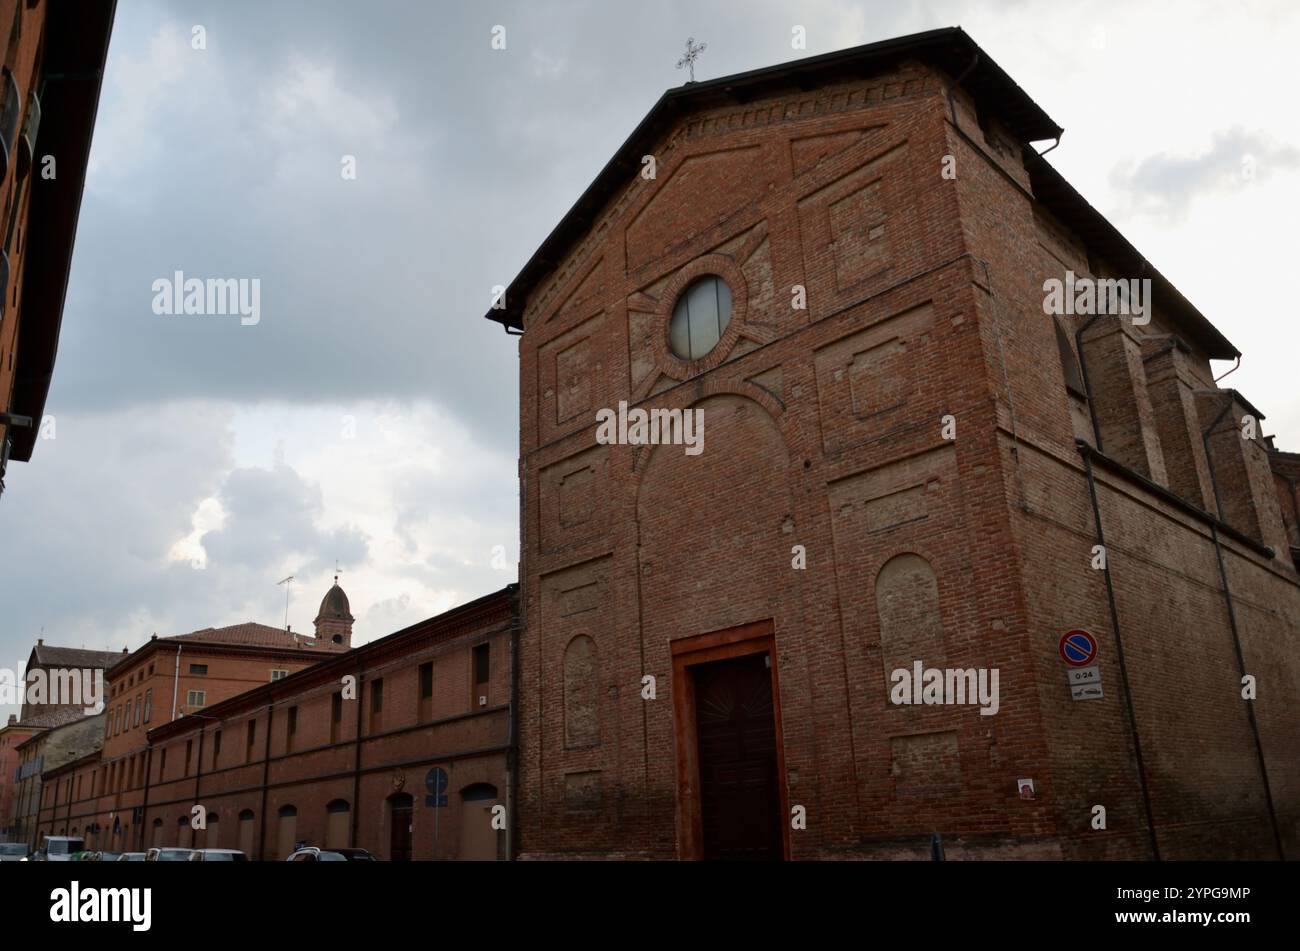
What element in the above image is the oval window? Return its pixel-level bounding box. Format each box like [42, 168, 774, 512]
[669, 276, 732, 361]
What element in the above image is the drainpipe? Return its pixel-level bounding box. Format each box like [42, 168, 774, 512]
[1199, 396, 1285, 860]
[138, 747, 152, 853]
[1078, 441, 1160, 860]
[193, 726, 206, 848]
[170, 645, 182, 721]
[351, 674, 364, 850]
[506, 584, 521, 861]
[258, 704, 273, 861]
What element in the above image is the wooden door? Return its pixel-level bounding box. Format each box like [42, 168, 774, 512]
[692, 653, 781, 860]
[389, 795, 413, 862]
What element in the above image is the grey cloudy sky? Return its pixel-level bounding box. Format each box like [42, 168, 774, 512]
[3, 0, 1297, 720]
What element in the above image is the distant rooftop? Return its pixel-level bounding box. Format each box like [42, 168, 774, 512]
[166, 621, 322, 650]
[28, 643, 124, 670]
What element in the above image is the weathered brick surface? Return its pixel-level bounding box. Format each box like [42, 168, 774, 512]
[510, 56, 1300, 860]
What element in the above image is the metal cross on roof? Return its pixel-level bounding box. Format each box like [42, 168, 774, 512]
[677, 37, 706, 83]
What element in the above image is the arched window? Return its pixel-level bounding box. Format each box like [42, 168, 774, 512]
[458, 784, 502, 861]
[205, 812, 220, 848]
[276, 805, 298, 860]
[670, 276, 732, 361]
[151, 817, 164, 848]
[238, 809, 256, 857]
[460, 783, 498, 802]
[325, 799, 350, 850]
[563, 635, 600, 749]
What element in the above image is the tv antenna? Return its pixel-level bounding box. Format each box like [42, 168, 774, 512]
[277, 575, 295, 630]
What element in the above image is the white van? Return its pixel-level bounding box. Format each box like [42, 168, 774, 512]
[34, 835, 85, 861]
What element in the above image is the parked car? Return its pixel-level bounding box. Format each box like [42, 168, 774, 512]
[188, 849, 247, 861]
[97, 851, 123, 862]
[144, 847, 195, 861]
[286, 846, 377, 862]
[30, 836, 85, 861]
[0, 843, 28, 862]
[116, 852, 147, 861]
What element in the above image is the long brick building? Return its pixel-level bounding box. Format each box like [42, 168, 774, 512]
[32, 583, 514, 860]
[487, 28, 1300, 860]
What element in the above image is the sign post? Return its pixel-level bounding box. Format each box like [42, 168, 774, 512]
[1058, 630, 1103, 700]
[425, 767, 448, 860]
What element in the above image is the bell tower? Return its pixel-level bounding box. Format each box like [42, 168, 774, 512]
[313, 575, 354, 649]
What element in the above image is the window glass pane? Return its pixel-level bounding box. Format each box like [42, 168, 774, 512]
[669, 303, 691, 359]
[716, 280, 732, 337]
[670, 276, 732, 361]
[685, 278, 720, 359]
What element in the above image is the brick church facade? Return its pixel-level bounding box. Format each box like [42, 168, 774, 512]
[489, 28, 1300, 860]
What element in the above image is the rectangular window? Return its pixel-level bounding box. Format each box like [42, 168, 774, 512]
[270, 669, 288, 681]
[186, 690, 205, 709]
[370, 678, 384, 732]
[134, 695, 141, 728]
[143, 689, 152, 724]
[189, 664, 208, 675]
[330, 693, 342, 744]
[418, 662, 433, 722]
[124, 701, 131, 732]
[287, 705, 298, 753]
[212, 729, 222, 767]
[474, 644, 490, 685]
[184, 740, 192, 775]
[159, 748, 166, 782]
[246, 720, 257, 759]
[148, 663, 154, 676]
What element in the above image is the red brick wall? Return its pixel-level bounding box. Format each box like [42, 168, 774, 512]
[35, 594, 513, 860]
[947, 84, 1300, 859]
[512, 59, 1300, 860]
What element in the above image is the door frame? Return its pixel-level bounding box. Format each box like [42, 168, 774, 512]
[671, 618, 790, 861]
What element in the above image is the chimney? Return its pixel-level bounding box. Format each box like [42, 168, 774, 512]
[6, 714, 15, 726]
[37, 638, 43, 646]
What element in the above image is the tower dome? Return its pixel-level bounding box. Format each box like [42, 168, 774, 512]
[313, 577, 355, 649]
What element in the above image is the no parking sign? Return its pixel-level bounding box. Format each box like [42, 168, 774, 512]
[1058, 630, 1098, 667]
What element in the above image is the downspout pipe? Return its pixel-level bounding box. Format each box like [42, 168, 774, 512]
[1200, 396, 1285, 860]
[1077, 441, 1160, 860]
[506, 584, 521, 862]
[351, 674, 364, 850]
[139, 747, 152, 853]
[171, 645, 182, 721]
[258, 703, 273, 860]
